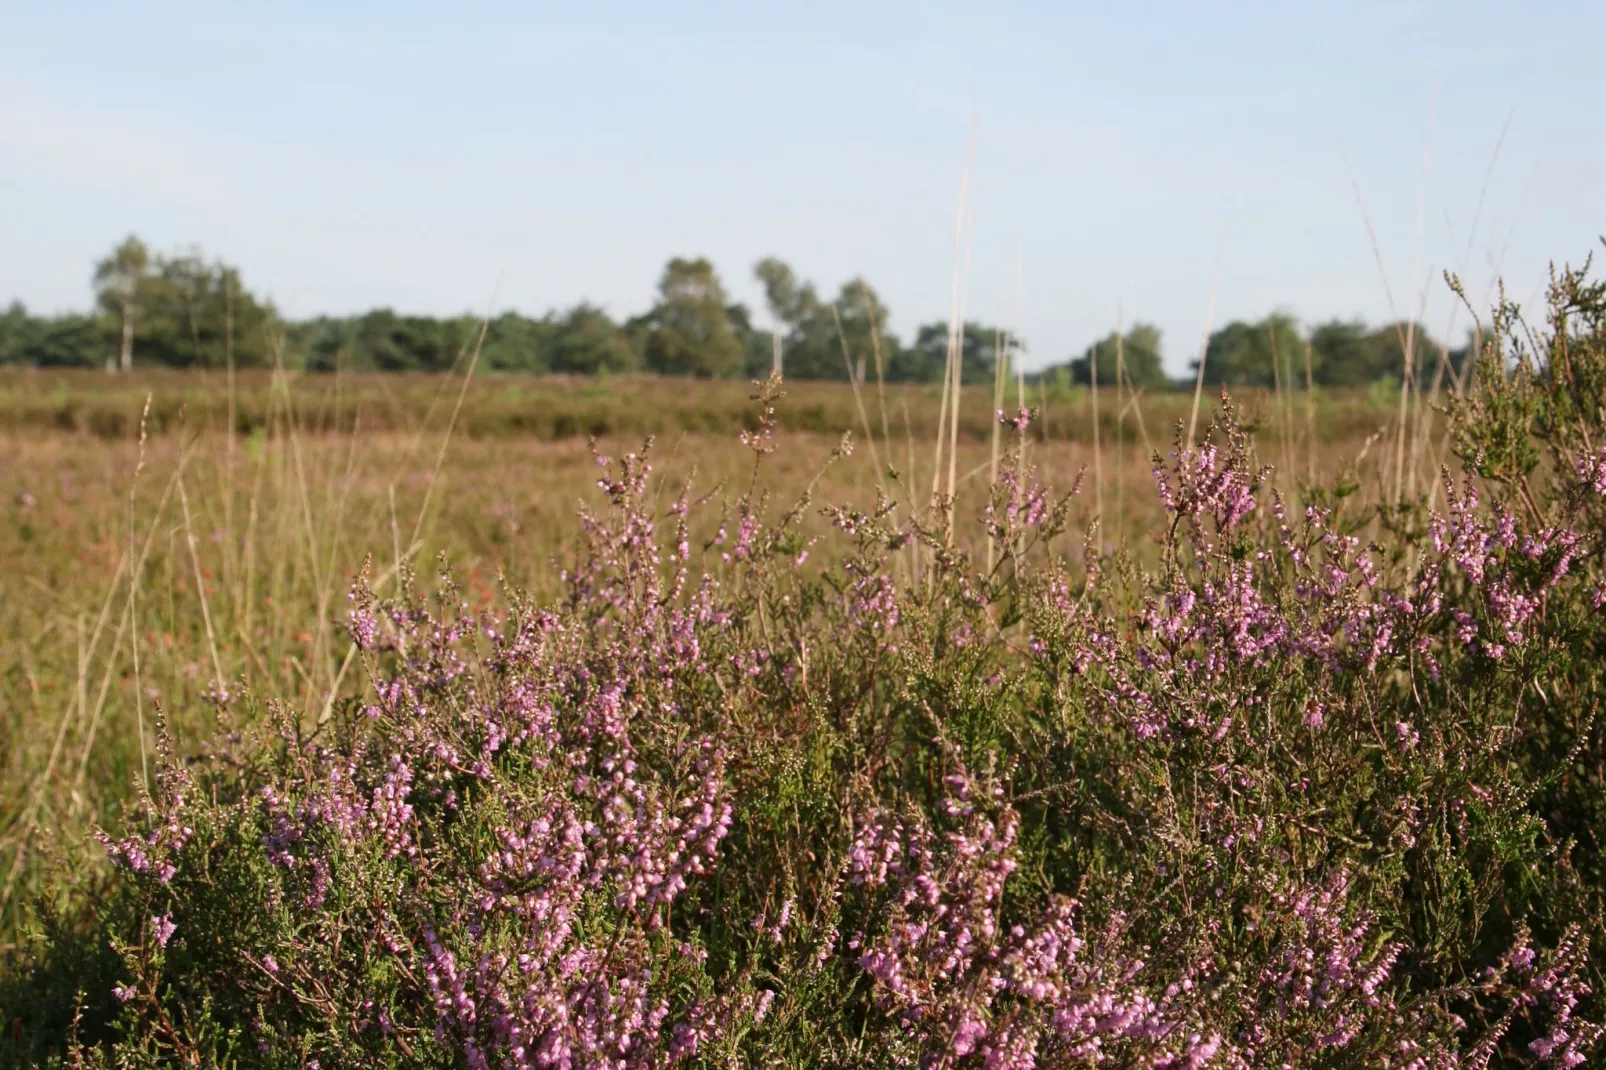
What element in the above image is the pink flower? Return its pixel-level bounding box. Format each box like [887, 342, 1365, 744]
[151, 913, 176, 949]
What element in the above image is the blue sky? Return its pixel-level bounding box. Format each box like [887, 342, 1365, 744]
[2, 1, 1602, 373]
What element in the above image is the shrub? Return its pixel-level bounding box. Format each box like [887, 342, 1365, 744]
[6, 261, 1606, 1067]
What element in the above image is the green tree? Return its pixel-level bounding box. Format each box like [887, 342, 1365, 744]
[93, 235, 151, 372]
[1194, 312, 1304, 388]
[477, 312, 555, 373]
[753, 257, 812, 329]
[1065, 323, 1167, 389]
[754, 257, 834, 379]
[754, 258, 900, 381]
[890, 321, 1014, 385]
[642, 258, 744, 378]
[355, 311, 466, 372]
[1366, 321, 1448, 390]
[549, 304, 634, 375]
[0, 302, 99, 367]
[724, 302, 779, 380]
[831, 278, 897, 383]
[28, 315, 100, 367]
[296, 310, 466, 372]
[287, 316, 352, 372]
[127, 252, 274, 369]
[1309, 319, 1447, 388]
[1308, 319, 1371, 386]
[0, 301, 28, 365]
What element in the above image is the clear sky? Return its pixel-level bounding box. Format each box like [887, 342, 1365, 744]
[2, 1, 1602, 374]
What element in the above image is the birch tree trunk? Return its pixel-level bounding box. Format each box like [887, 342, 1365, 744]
[119, 297, 133, 372]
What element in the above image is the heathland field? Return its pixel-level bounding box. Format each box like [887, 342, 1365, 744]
[0, 371, 1406, 849]
[3, 301, 1604, 1066]
[0, 371, 1400, 929]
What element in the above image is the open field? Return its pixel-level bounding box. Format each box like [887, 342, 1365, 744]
[0, 367, 1402, 443]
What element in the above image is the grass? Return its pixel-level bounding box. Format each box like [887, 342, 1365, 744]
[0, 368, 1395, 444]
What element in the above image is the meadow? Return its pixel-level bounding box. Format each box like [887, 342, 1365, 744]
[0, 269, 1602, 1068]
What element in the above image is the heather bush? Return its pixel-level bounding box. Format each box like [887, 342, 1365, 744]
[5, 260, 1606, 1067]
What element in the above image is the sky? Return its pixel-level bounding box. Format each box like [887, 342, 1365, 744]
[2, 1, 1602, 375]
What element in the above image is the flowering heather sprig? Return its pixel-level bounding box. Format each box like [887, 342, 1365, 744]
[848, 767, 1225, 1066]
[739, 373, 785, 456]
[1576, 445, 1606, 498]
[996, 406, 1033, 434]
[95, 722, 194, 885]
[1154, 400, 1267, 535]
[983, 465, 1051, 546]
[1425, 473, 1591, 660]
[149, 913, 177, 950]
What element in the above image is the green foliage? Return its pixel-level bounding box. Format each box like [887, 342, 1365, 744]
[1309, 318, 1466, 388]
[92, 235, 151, 372]
[889, 320, 1013, 386]
[754, 258, 902, 381]
[1447, 258, 1606, 490]
[86, 238, 276, 371]
[91, 237, 150, 305]
[476, 311, 555, 373]
[14, 238, 1482, 388]
[548, 303, 636, 375]
[641, 257, 745, 378]
[130, 256, 276, 370]
[1366, 373, 1400, 410]
[0, 303, 100, 367]
[1194, 311, 1305, 388]
[722, 301, 776, 380]
[1053, 322, 1167, 389]
[291, 305, 638, 376]
[300, 309, 468, 372]
[753, 255, 836, 379]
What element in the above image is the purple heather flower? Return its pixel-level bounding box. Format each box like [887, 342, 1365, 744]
[151, 913, 176, 949]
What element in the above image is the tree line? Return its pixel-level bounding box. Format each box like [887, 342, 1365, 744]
[0, 235, 1463, 389]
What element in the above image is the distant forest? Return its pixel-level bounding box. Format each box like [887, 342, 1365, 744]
[1, 235, 1469, 390]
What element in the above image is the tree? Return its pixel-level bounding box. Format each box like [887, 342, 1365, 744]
[93, 235, 150, 372]
[290, 316, 353, 372]
[476, 312, 556, 374]
[355, 310, 466, 372]
[1308, 319, 1447, 388]
[1365, 321, 1448, 391]
[87, 240, 277, 371]
[1064, 323, 1167, 389]
[0, 302, 99, 367]
[831, 278, 897, 383]
[1194, 313, 1304, 388]
[724, 302, 778, 380]
[126, 252, 274, 369]
[1308, 319, 1371, 387]
[891, 321, 1014, 385]
[754, 257, 833, 379]
[642, 258, 744, 378]
[27, 315, 100, 367]
[0, 301, 28, 365]
[754, 257, 813, 329]
[754, 258, 901, 381]
[549, 304, 634, 375]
